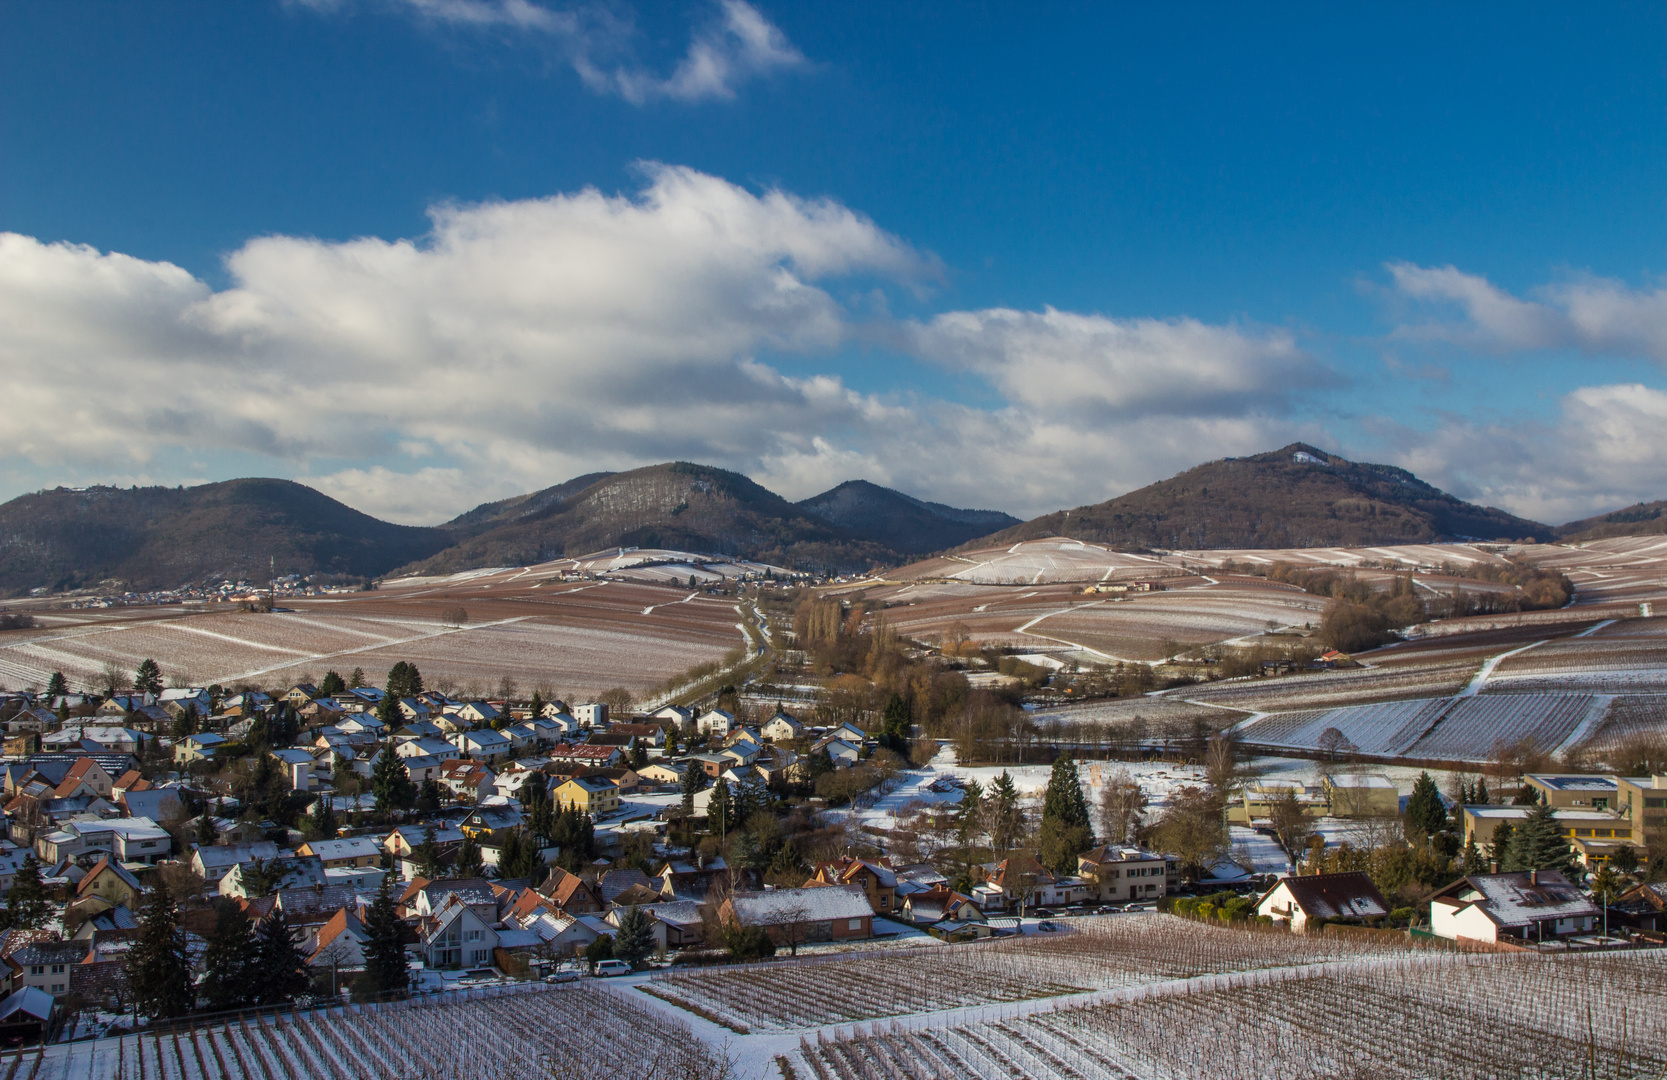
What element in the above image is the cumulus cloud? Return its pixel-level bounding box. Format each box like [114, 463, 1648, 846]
[1382, 382, 1667, 525]
[0, 165, 1326, 524]
[1387, 261, 1667, 363]
[305, 0, 806, 104]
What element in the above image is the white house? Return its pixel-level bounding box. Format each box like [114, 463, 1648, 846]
[421, 894, 498, 969]
[696, 709, 737, 738]
[1256, 871, 1390, 932]
[1428, 870, 1599, 944]
[573, 703, 609, 729]
[451, 728, 513, 763]
[761, 711, 806, 742]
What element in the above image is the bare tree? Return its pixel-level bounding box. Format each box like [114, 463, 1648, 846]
[1204, 730, 1241, 794]
[1097, 766, 1147, 845]
[1267, 790, 1316, 870]
[767, 903, 814, 956]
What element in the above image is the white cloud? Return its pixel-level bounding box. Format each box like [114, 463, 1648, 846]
[1382, 382, 1667, 525]
[0, 166, 1326, 525]
[311, 0, 806, 104]
[1387, 261, 1667, 363]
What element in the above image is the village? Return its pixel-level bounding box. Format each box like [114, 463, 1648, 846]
[0, 632, 1655, 1078]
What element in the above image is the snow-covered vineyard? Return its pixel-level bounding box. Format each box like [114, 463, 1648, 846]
[0, 984, 729, 1080]
[797, 948, 1667, 1080]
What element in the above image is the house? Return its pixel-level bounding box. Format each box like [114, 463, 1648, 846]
[553, 775, 620, 817]
[806, 856, 899, 916]
[173, 732, 227, 764]
[5, 940, 88, 999]
[42, 726, 143, 756]
[650, 705, 695, 732]
[161, 688, 214, 713]
[218, 855, 327, 898]
[654, 857, 749, 902]
[192, 841, 283, 889]
[451, 728, 513, 764]
[636, 761, 687, 787]
[306, 907, 369, 973]
[458, 805, 524, 843]
[37, 817, 171, 865]
[97, 693, 155, 716]
[438, 760, 496, 801]
[695, 709, 736, 738]
[901, 886, 985, 928]
[824, 722, 867, 745]
[761, 711, 805, 743]
[75, 856, 144, 910]
[47, 757, 115, 799]
[0, 986, 53, 1045]
[811, 737, 860, 768]
[1256, 871, 1391, 932]
[392, 720, 444, 742]
[420, 893, 498, 970]
[1613, 774, 1667, 854]
[1428, 870, 1600, 944]
[1321, 774, 1401, 818]
[1614, 881, 1667, 932]
[606, 722, 665, 748]
[722, 884, 873, 944]
[397, 737, 461, 763]
[454, 701, 501, 726]
[335, 715, 386, 738]
[283, 684, 322, 708]
[573, 703, 608, 729]
[401, 877, 498, 922]
[604, 898, 704, 950]
[1239, 779, 1327, 823]
[972, 853, 1057, 912]
[1077, 846, 1172, 903]
[383, 824, 465, 859]
[295, 836, 383, 869]
[688, 753, 731, 779]
[538, 867, 603, 914]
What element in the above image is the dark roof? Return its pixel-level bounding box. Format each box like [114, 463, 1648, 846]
[1264, 871, 1390, 920]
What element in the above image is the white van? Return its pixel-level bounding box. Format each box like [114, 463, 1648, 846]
[593, 959, 632, 978]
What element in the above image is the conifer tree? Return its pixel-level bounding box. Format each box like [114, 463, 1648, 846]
[1504, 801, 1575, 877]
[1042, 753, 1092, 832]
[523, 776, 553, 842]
[988, 771, 1024, 854]
[349, 667, 367, 689]
[200, 900, 259, 1012]
[414, 778, 442, 815]
[1490, 820, 1514, 865]
[3, 854, 50, 930]
[196, 808, 219, 849]
[415, 824, 444, 880]
[1403, 772, 1447, 841]
[310, 792, 338, 839]
[371, 743, 415, 816]
[319, 670, 345, 696]
[46, 671, 68, 699]
[358, 875, 409, 1000]
[375, 690, 401, 726]
[126, 882, 194, 1018]
[680, 761, 708, 816]
[612, 906, 656, 968]
[878, 693, 911, 754]
[455, 834, 484, 878]
[708, 777, 734, 837]
[135, 659, 163, 697]
[1474, 777, 1490, 805]
[254, 908, 310, 1006]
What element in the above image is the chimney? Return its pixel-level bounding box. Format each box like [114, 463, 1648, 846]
[1654, 774, 1667, 790]
[1528, 869, 1538, 885]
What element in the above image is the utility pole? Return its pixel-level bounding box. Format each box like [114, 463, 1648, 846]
[269, 555, 276, 611]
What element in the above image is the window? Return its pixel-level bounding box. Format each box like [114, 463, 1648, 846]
[466, 929, 481, 941]
[28, 966, 42, 976]
[50, 964, 64, 974]
[846, 919, 863, 931]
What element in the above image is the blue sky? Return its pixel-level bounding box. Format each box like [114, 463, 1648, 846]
[6, 1, 1667, 526]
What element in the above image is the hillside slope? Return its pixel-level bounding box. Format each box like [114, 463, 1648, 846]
[1556, 501, 1667, 542]
[795, 480, 1019, 554]
[979, 444, 1549, 550]
[441, 472, 616, 539]
[401, 463, 896, 575]
[0, 480, 452, 596]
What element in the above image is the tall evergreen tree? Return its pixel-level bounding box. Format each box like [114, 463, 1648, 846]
[45, 671, 68, 699]
[349, 667, 367, 689]
[374, 690, 401, 726]
[523, 775, 553, 842]
[415, 824, 444, 880]
[3, 854, 50, 930]
[1504, 802, 1575, 877]
[1041, 753, 1092, 832]
[371, 743, 415, 816]
[253, 908, 310, 1006]
[358, 875, 409, 1000]
[195, 808, 219, 849]
[1474, 777, 1490, 805]
[988, 771, 1024, 854]
[680, 762, 708, 816]
[952, 778, 986, 891]
[527, 691, 545, 723]
[134, 659, 163, 696]
[414, 778, 443, 815]
[1404, 772, 1447, 841]
[310, 792, 338, 839]
[1489, 820, 1515, 864]
[319, 670, 346, 696]
[612, 907, 656, 967]
[708, 777, 734, 837]
[878, 693, 911, 754]
[126, 882, 194, 1018]
[455, 834, 484, 878]
[200, 900, 259, 1012]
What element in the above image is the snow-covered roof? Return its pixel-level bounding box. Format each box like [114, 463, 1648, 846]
[1526, 774, 1617, 792]
[729, 884, 872, 925]
[1324, 773, 1397, 789]
[1264, 872, 1390, 920]
[1435, 871, 1599, 928]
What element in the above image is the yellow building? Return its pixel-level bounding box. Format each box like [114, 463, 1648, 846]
[553, 775, 620, 817]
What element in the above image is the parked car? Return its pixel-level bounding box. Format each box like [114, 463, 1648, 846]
[1094, 905, 1117, 914]
[1037, 921, 1059, 932]
[545, 970, 582, 983]
[593, 959, 632, 977]
[1030, 908, 1055, 918]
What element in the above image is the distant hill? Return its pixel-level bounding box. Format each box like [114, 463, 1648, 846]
[794, 480, 1020, 554]
[0, 479, 451, 596]
[440, 472, 616, 539]
[1556, 501, 1667, 542]
[402, 463, 898, 575]
[977, 444, 1550, 551]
